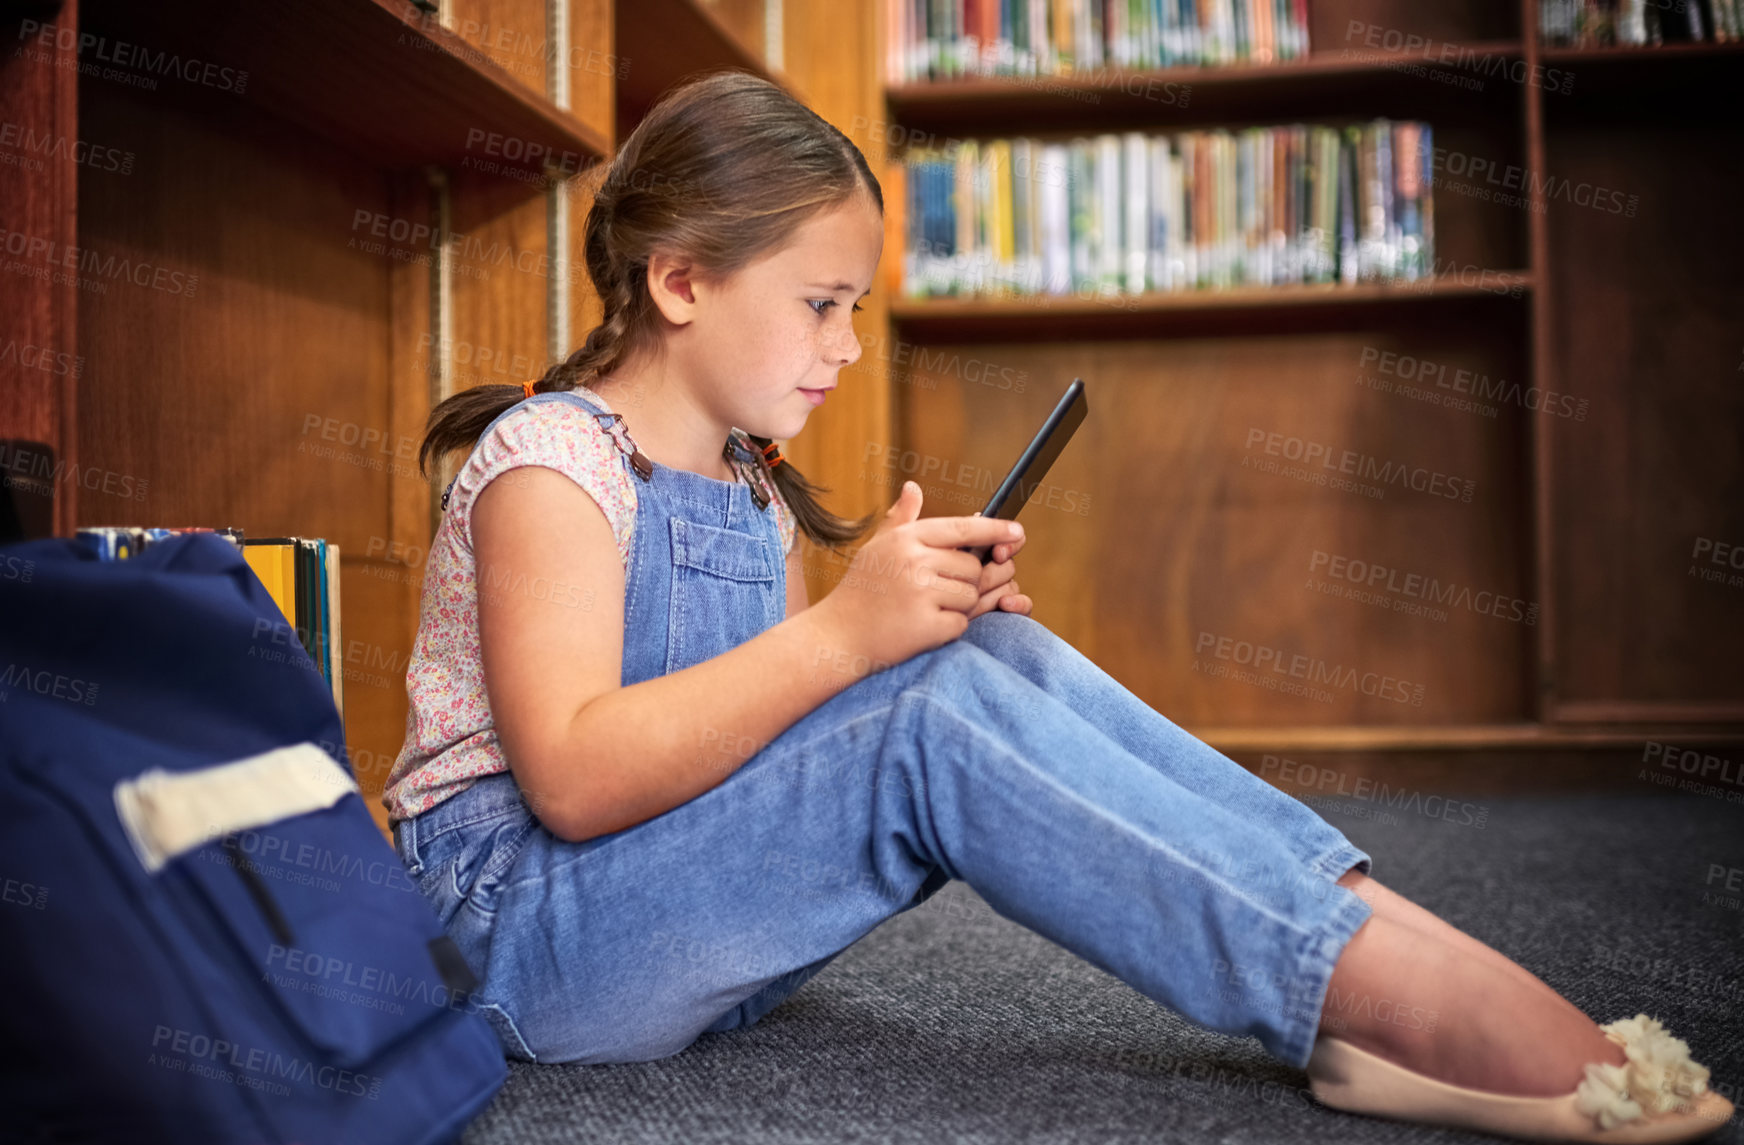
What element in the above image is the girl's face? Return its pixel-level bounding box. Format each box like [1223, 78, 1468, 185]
[685, 193, 883, 441]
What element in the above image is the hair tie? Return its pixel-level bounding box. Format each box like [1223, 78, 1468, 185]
[522, 380, 538, 400]
[761, 441, 785, 471]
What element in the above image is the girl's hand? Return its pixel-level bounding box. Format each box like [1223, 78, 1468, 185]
[809, 481, 1024, 669]
[984, 527, 1026, 566]
[969, 551, 1032, 618]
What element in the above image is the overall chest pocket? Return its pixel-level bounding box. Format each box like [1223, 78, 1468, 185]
[666, 516, 783, 675]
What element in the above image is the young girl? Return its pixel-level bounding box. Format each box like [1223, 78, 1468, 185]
[383, 71, 1729, 1143]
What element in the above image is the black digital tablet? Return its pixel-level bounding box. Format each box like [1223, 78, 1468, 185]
[960, 377, 1088, 565]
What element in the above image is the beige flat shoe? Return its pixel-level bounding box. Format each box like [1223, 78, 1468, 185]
[1306, 1014, 1735, 1143]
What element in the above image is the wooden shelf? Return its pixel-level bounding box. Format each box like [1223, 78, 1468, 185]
[615, 0, 803, 137]
[887, 272, 1533, 340]
[1537, 39, 1744, 106]
[1541, 39, 1744, 63]
[884, 42, 1523, 129]
[80, 0, 610, 174]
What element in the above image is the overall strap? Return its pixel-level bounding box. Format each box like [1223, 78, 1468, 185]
[439, 388, 653, 512]
[725, 429, 778, 513]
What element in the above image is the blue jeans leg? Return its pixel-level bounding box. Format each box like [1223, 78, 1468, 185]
[701, 864, 953, 1036]
[416, 615, 1374, 1070]
[960, 612, 1372, 884]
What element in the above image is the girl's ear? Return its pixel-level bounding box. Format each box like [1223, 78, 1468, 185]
[645, 251, 698, 324]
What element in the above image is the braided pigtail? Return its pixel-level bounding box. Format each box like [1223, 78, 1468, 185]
[743, 433, 876, 551]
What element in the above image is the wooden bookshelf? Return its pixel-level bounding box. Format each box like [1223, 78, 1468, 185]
[614, 0, 804, 139]
[1540, 39, 1744, 63]
[0, 0, 619, 837]
[887, 41, 1526, 126]
[2, 0, 1736, 821]
[82, 0, 611, 172]
[0, 0, 890, 835]
[868, 0, 1744, 758]
[890, 273, 1535, 341]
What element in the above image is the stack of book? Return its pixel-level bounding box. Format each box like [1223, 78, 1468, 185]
[1540, 0, 1741, 45]
[77, 526, 346, 717]
[241, 537, 345, 719]
[78, 526, 244, 560]
[891, 120, 1433, 300]
[886, 0, 1312, 82]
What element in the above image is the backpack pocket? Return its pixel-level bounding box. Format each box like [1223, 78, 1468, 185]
[115, 744, 482, 1071]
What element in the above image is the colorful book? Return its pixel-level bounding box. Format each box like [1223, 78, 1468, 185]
[887, 0, 1314, 81]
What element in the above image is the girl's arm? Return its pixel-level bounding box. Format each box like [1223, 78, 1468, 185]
[473, 466, 858, 844]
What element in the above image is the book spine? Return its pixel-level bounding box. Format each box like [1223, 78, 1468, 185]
[1040, 143, 1069, 292]
[1166, 137, 1185, 289]
[889, 159, 911, 297]
[995, 139, 1016, 293]
[1124, 131, 1149, 293]
[1377, 121, 1397, 281]
[1011, 137, 1032, 292]
[1271, 127, 1289, 283]
[1220, 132, 1237, 287]
[1355, 122, 1379, 282]
[910, 156, 926, 299]
[1148, 136, 1168, 289]
[326, 541, 344, 721]
[1069, 141, 1092, 291]
[1237, 129, 1256, 284]
[1096, 133, 1123, 292]
[315, 538, 332, 697]
[1185, 131, 1199, 285]
[1419, 123, 1435, 278]
[1338, 127, 1359, 286]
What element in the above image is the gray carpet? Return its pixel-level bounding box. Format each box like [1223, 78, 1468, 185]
[461, 790, 1744, 1144]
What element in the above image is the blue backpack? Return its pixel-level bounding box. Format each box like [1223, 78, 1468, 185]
[0, 534, 506, 1144]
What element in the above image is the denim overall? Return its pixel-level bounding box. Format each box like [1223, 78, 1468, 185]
[394, 387, 1375, 1070]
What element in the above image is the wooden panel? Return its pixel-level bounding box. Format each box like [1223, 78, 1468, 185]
[613, 0, 801, 139]
[340, 555, 423, 838]
[1306, 0, 1520, 47]
[449, 0, 549, 96]
[387, 171, 438, 567]
[0, 4, 80, 536]
[1545, 115, 1744, 710]
[1424, 117, 1530, 272]
[76, 0, 607, 174]
[886, 47, 1526, 137]
[569, 0, 617, 142]
[450, 166, 552, 391]
[889, 276, 1535, 343]
[74, 86, 397, 554]
[897, 320, 1534, 727]
[71, 77, 430, 834]
[697, 0, 766, 59]
[1542, 41, 1744, 66]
